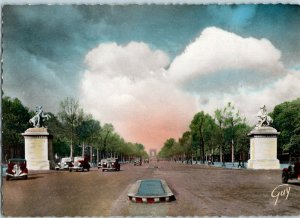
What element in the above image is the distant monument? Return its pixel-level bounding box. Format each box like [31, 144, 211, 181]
[247, 105, 280, 169]
[149, 149, 157, 157]
[22, 106, 53, 170]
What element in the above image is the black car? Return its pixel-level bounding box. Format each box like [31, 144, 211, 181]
[69, 157, 91, 172]
[282, 162, 300, 183]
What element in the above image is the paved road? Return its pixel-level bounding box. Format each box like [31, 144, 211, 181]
[2, 161, 300, 216]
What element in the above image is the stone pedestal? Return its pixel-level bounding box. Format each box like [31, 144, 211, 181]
[22, 128, 52, 170]
[247, 126, 280, 169]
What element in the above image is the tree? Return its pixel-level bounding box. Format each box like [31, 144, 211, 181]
[214, 103, 246, 164]
[2, 97, 32, 160]
[189, 111, 217, 164]
[214, 109, 226, 163]
[76, 115, 101, 158]
[46, 113, 70, 158]
[234, 123, 251, 165]
[179, 131, 192, 163]
[223, 102, 245, 164]
[96, 123, 114, 157]
[158, 138, 177, 159]
[58, 97, 84, 158]
[271, 98, 300, 161]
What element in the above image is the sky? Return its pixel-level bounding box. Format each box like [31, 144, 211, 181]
[2, 4, 300, 151]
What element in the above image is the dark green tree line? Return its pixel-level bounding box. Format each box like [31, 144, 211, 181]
[2, 96, 148, 163]
[271, 98, 300, 161]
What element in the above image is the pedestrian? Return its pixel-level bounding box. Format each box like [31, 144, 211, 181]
[238, 159, 242, 168]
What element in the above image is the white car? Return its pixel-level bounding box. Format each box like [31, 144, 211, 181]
[55, 157, 72, 170]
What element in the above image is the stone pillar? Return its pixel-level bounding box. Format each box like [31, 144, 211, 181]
[247, 126, 280, 169]
[22, 128, 52, 170]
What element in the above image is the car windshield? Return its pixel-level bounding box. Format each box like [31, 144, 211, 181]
[107, 158, 117, 162]
[8, 159, 26, 164]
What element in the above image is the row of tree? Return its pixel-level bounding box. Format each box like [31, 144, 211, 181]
[2, 96, 148, 163]
[158, 99, 300, 164]
[158, 102, 250, 164]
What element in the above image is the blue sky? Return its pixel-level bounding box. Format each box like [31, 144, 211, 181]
[2, 4, 300, 149]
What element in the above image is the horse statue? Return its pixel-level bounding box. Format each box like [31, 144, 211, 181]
[256, 105, 273, 128]
[29, 106, 51, 128]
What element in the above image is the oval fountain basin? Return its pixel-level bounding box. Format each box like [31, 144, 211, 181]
[128, 179, 175, 203]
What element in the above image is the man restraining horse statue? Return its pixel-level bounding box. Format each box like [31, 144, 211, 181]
[256, 105, 273, 128]
[29, 106, 51, 128]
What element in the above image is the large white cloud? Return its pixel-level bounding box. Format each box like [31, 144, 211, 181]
[168, 27, 286, 84]
[80, 42, 196, 149]
[80, 27, 300, 150]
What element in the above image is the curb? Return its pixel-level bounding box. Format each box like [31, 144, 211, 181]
[128, 195, 176, 203]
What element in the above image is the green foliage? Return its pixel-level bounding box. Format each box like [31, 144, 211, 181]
[2, 96, 32, 159]
[158, 138, 177, 159]
[58, 97, 84, 158]
[2, 95, 148, 162]
[76, 115, 101, 145]
[213, 102, 248, 162]
[46, 113, 70, 157]
[158, 103, 250, 163]
[234, 123, 251, 154]
[179, 131, 192, 154]
[271, 98, 300, 156]
[189, 111, 217, 163]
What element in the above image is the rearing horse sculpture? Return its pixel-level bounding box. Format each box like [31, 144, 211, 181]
[29, 106, 51, 128]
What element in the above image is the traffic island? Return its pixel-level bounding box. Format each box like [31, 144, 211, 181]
[128, 179, 175, 203]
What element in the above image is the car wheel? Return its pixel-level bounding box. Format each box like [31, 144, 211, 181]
[24, 175, 28, 180]
[282, 171, 289, 183]
[6, 176, 9, 181]
[69, 169, 72, 172]
[87, 168, 90, 171]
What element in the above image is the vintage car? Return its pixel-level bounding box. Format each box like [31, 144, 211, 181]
[69, 156, 90, 172]
[98, 160, 103, 169]
[6, 158, 28, 181]
[101, 158, 120, 172]
[134, 158, 142, 166]
[282, 162, 300, 183]
[55, 157, 72, 170]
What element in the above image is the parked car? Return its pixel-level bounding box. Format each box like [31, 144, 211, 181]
[134, 158, 142, 166]
[101, 158, 120, 171]
[55, 157, 72, 170]
[69, 156, 91, 172]
[98, 160, 104, 169]
[6, 158, 28, 181]
[282, 162, 300, 183]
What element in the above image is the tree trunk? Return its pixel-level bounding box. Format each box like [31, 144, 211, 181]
[82, 141, 85, 157]
[201, 138, 205, 164]
[96, 148, 99, 165]
[70, 138, 73, 159]
[231, 140, 234, 164]
[220, 144, 223, 163]
[90, 146, 93, 163]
